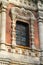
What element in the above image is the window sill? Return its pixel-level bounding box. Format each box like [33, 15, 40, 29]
[14, 45, 31, 50]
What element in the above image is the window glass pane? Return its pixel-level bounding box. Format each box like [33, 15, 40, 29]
[16, 21, 29, 47]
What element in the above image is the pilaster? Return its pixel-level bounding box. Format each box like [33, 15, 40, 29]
[38, 21, 43, 64]
[0, 1, 10, 65]
[37, 1, 43, 64]
[0, 0, 8, 50]
[0, 0, 8, 43]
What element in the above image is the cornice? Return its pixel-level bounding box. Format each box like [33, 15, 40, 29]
[0, 0, 37, 11]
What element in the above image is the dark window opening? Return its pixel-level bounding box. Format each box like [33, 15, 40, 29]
[16, 21, 30, 47]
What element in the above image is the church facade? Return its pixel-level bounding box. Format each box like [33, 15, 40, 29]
[0, 0, 43, 65]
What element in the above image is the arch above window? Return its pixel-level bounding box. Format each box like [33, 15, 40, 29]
[11, 7, 36, 22]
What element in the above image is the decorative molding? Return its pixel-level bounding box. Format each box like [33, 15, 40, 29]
[8, 0, 37, 10]
[38, 1, 43, 10]
[0, 0, 8, 9]
[11, 7, 36, 21]
[0, 0, 37, 11]
[38, 11, 43, 21]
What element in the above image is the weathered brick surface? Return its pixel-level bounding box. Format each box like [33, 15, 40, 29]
[6, 4, 14, 45]
[34, 20, 39, 49]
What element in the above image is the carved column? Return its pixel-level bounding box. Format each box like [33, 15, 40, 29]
[39, 22, 43, 51]
[38, 21, 43, 64]
[11, 8, 16, 47]
[38, 1, 43, 64]
[1, 7, 6, 43]
[0, 1, 8, 49]
[30, 19, 36, 50]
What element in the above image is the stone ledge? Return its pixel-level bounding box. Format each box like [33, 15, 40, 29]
[0, 50, 40, 64]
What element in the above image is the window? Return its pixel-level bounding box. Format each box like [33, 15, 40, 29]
[16, 21, 29, 47]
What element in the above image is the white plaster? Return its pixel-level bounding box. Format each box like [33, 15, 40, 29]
[12, 20, 16, 46]
[10, 52, 40, 64]
[38, 22, 43, 64]
[39, 22, 43, 50]
[1, 44, 6, 50]
[12, 41, 16, 46]
[30, 20, 36, 50]
[1, 11, 6, 43]
[0, 13, 2, 42]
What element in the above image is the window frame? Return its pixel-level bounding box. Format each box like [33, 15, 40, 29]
[16, 20, 30, 47]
